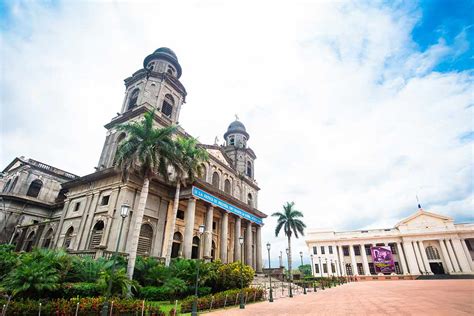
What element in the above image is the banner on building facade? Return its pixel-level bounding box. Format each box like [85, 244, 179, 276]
[370, 246, 395, 274]
[192, 186, 263, 225]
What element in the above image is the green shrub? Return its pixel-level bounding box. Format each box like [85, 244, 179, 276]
[215, 261, 254, 291]
[139, 286, 173, 301]
[62, 282, 102, 298]
[0, 244, 18, 281]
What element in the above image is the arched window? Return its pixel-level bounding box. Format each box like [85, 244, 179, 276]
[9, 177, 18, 193]
[229, 136, 235, 146]
[63, 227, 74, 248]
[137, 224, 153, 256]
[212, 172, 220, 188]
[89, 221, 104, 249]
[224, 179, 231, 194]
[43, 228, 54, 249]
[147, 62, 155, 71]
[247, 193, 253, 207]
[162, 94, 174, 118]
[24, 231, 36, 252]
[192, 236, 200, 259]
[246, 161, 252, 177]
[171, 232, 183, 258]
[167, 66, 175, 76]
[426, 246, 440, 260]
[26, 179, 43, 198]
[211, 240, 216, 261]
[199, 164, 207, 181]
[2, 179, 11, 192]
[56, 188, 68, 202]
[128, 88, 139, 110]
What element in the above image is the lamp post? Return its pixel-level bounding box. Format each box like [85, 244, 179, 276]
[101, 204, 130, 316]
[299, 251, 306, 294]
[310, 254, 316, 292]
[325, 258, 330, 288]
[239, 236, 245, 309]
[279, 250, 283, 268]
[318, 256, 324, 290]
[330, 259, 334, 286]
[191, 224, 205, 316]
[286, 248, 293, 298]
[266, 242, 273, 302]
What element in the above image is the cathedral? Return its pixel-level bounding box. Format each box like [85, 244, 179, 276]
[0, 48, 266, 272]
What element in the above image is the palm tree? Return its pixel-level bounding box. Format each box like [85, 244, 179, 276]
[164, 136, 209, 266]
[114, 111, 176, 279]
[272, 202, 306, 296]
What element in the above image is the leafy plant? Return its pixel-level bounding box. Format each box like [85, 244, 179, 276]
[0, 244, 18, 281]
[97, 268, 139, 297]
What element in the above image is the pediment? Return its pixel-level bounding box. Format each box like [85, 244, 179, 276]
[395, 209, 453, 229]
[206, 148, 233, 169]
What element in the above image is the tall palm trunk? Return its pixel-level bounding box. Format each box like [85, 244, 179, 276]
[127, 177, 150, 279]
[287, 235, 292, 281]
[165, 181, 181, 266]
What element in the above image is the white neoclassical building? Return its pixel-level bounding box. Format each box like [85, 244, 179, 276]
[305, 209, 474, 278]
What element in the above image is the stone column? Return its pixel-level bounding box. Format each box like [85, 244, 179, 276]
[53, 200, 70, 248]
[451, 238, 472, 273]
[255, 225, 262, 273]
[203, 205, 214, 260]
[460, 239, 474, 271]
[446, 239, 461, 272]
[360, 244, 370, 275]
[245, 221, 253, 267]
[349, 244, 359, 275]
[219, 211, 228, 263]
[418, 241, 433, 274]
[338, 245, 346, 276]
[439, 239, 454, 274]
[412, 241, 426, 273]
[234, 217, 241, 262]
[402, 241, 420, 274]
[396, 242, 408, 274]
[182, 198, 196, 259]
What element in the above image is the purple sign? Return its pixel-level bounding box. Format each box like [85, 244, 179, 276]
[370, 246, 395, 274]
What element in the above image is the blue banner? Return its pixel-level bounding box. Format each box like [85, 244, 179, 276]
[192, 186, 263, 225]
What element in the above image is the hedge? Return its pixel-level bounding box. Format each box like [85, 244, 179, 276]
[180, 287, 264, 313]
[0, 297, 165, 315]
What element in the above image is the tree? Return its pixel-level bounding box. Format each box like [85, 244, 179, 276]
[298, 264, 312, 277]
[272, 202, 306, 290]
[114, 111, 176, 279]
[164, 137, 209, 266]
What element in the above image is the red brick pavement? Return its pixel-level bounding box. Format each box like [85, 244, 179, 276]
[207, 280, 474, 316]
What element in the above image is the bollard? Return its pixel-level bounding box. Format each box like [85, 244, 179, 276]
[1, 305, 5, 316]
[245, 292, 248, 305]
[109, 301, 114, 316]
[209, 296, 214, 312]
[75, 302, 80, 316]
[141, 300, 145, 316]
[254, 290, 257, 302]
[174, 300, 178, 316]
[38, 302, 42, 316]
[224, 294, 228, 308]
[234, 293, 239, 306]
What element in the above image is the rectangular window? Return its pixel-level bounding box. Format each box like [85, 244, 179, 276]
[466, 240, 473, 251]
[390, 243, 397, 254]
[329, 246, 333, 254]
[212, 221, 217, 231]
[73, 202, 81, 212]
[346, 264, 353, 276]
[331, 263, 335, 273]
[176, 210, 185, 220]
[357, 263, 364, 275]
[354, 245, 361, 256]
[100, 195, 110, 206]
[323, 263, 328, 273]
[394, 262, 401, 274]
[343, 246, 350, 256]
[313, 246, 317, 255]
[315, 263, 320, 274]
[365, 245, 371, 255]
[369, 263, 376, 275]
[321, 246, 325, 254]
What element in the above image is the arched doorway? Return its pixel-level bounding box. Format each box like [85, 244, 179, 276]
[24, 231, 35, 252]
[89, 221, 104, 249]
[426, 245, 445, 274]
[137, 224, 153, 256]
[63, 227, 74, 248]
[42, 228, 54, 248]
[192, 236, 200, 259]
[171, 232, 183, 258]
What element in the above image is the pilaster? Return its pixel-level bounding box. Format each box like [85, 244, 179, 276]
[183, 198, 196, 259]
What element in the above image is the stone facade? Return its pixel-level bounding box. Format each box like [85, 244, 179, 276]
[0, 47, 266, 272]
[305, 209, 474, 277]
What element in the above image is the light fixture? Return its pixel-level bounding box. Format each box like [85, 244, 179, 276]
[310, 254, 313, 259]
[266, 242, 271, 251]
[239, 236, 244, 245]
[286, 248, 289, 255]
[199, 224, 205, 234]
[120, 204, 130, 218]
[299, 251, 303, 257]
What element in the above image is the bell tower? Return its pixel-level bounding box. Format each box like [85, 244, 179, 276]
[223, 119, 256, 180]
[97, 47, 187, 170]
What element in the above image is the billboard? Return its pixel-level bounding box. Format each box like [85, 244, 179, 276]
[370, 246, 395, 274]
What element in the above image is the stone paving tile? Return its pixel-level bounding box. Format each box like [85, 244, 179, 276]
[206, 280, 474, 316]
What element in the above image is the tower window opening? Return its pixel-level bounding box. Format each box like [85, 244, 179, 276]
[162, 94, 174, 118]
[26, 179, 43, 198]
[247, 193, 253, 207]
[128, 88, 139, 110]
[167, 66, 175, 75]
[147, 62, 155, 71]
[246, 161, 252, 178]
[229, 136, 235, 146]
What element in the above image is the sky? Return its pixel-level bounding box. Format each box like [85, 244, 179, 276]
[0, 0, 473, 267]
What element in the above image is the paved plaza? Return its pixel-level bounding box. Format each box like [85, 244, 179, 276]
[208, 280, 474, 316]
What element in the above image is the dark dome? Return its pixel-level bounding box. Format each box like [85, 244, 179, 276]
[224, 120, 249, 139]
[143, 47, 182, 78]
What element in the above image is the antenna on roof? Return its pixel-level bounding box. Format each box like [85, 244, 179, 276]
[416, 195, 422, 210]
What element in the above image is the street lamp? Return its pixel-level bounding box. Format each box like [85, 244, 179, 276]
[318, 256, 324, 290]
[310, 254, 316, 292]
[299, 251, 306, 294]
[239, 236, 245, 309]
[330, 259, 334, 286]
[279, 250, 283, 268]
[191, 224, 205, 316]
[325, 258, 330, 288]
[101, 203, 130, 316]
[286, 248, 293, 298]
[266, 242, 273, 302]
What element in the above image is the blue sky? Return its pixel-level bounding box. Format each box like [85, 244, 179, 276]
[0, 0, 472, 265]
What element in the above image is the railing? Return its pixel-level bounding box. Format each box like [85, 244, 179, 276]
[67, 249, 129, 260]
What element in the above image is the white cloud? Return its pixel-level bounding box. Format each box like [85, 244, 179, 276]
[1, 0, 472, 263]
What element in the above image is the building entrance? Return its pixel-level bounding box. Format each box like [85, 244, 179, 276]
[429, 262, 445, 275]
